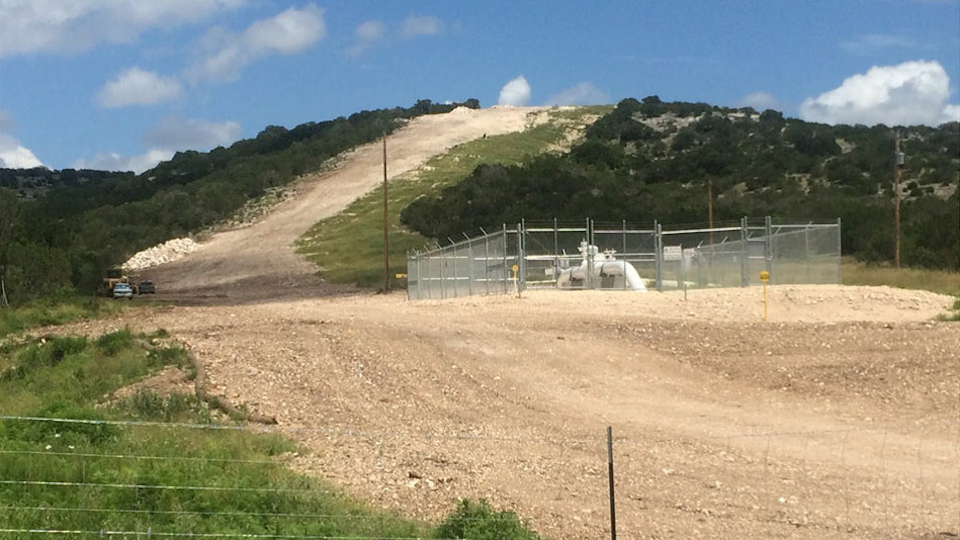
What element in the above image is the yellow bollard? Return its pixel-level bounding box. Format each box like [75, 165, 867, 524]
[759, 270, 770, 322]
[512, 264, 521, 298]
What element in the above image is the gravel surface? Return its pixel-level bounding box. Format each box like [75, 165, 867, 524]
[56, 286, 960, 540]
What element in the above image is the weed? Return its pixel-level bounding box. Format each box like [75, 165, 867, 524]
[842, 258, 960, 296]
[435, 499, 542, 540]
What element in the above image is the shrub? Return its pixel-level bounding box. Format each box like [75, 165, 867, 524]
[435, 499, 542, 540]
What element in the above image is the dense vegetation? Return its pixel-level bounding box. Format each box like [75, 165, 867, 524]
[402, 97, 959, 270]
[0, 99, 479, 305]
[0, 327, 540, 538]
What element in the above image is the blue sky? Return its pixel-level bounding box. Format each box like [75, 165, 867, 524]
[0, 0, 958, 172]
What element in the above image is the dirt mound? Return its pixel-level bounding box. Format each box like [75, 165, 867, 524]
[123, 238, 199, 271]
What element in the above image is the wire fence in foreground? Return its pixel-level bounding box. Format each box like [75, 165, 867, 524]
[0, 415, 957, 539]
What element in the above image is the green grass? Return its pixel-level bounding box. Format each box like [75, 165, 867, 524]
[0, 292, 127, 339]
[842, 257, 960, 296]
[296, 107, 607, 289]
[937, 297, 960, 321]
[0, 329, 543, 539]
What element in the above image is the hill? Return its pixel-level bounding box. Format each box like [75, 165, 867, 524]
[401, 97, 959, 270]
[0, 99, 480, 305]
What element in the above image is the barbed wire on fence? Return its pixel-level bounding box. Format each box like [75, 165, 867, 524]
[0, 414, 944, 447]
[0, 530, 459, 540]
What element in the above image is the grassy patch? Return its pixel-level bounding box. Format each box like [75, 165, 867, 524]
[0, 292, 127, 338]
[296, 107, 604, 289]
[0, 330, 544, 538]
[842, 257, 960, 296]
[937, 297, 960, 321]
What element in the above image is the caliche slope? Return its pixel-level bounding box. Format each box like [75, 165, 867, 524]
[146, 107, 546, 301]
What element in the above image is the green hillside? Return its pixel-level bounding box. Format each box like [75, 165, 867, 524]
[0, 99, 479, 305]
[402, 97, 959, 271]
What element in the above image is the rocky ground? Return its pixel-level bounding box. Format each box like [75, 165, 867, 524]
[55, 286, 960, 540]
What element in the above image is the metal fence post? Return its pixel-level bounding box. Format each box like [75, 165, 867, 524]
[764, 215, 773, 285]
[440, 248, 446, 299]
[467, 242, 474, 296]
[554, 217, 559, 257]
[484, 233, 490, 295]
[586, 218, 594, 289]
[517, 222, 525, 293]
[740, 216, 748, 287]
[836, 217, 843, 284]
[654, 220, 663, 291]
[502, 224, 509, 294]
[622, 219, 628, 291]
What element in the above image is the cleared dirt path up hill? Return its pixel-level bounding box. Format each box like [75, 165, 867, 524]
[145, 106, 546, 302]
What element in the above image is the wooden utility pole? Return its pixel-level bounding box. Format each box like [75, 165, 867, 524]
[894, 133, 902, 269]
[383, 134, 390, 291]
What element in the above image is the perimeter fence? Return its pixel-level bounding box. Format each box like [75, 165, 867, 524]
[0, 415, 956, 539]
[407, 217, 841, 300]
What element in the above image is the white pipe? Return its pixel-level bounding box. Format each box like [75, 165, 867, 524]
[597, 260, 646, 291]
[555, 249, 647, 292]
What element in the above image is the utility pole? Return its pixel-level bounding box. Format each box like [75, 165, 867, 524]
[894, 133, 902, 269]
[383, 134, 390, 292]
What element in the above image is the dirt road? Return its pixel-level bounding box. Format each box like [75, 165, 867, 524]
[143, 106, 547, 302]
[75, 286, 959, 540]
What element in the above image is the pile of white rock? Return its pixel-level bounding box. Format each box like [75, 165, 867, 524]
[122, 238, 200, 271]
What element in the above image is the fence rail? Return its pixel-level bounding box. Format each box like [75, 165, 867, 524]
[406, 217, 842, 300]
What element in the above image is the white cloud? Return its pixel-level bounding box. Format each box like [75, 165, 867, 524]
[944, 104, 960, 123]
[345, 20, 386, 58]
[0, 109, 14, 130]
[401, 15, 443, 38]
[840, 34, 916, 55]
[72, 149, 174, 174]
[96, 67, 183, 108]
[186, 4, 326, 83]
[544, 82, 609, 106]
[799, 60, 960, 126]
[0, 0, 244, 58]
[0, 133, 44, 169]
[738, 91, 780, 111]
[498, 76, 531, 107]
[142, 117, 242, 151]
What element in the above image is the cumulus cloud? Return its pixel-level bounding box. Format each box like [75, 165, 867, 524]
[72, 116, 241, 174]
[186, 4, 326, 83]
[0, 0, 244, 58]
[738, 91, 780, 111]
[498, 76, 531, 107]
[142, 117, 242, 151]
[345, 20, 386, 58]
[72, 149, 174, 174]
[401, 15, 443, 38]
[96, 67, 183, 108]
[799, 60, 959, 126]
[0, 133, 44, 169]
[544, 82, 610, 106]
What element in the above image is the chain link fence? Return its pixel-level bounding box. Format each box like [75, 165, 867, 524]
[407, 217, 841, 300]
